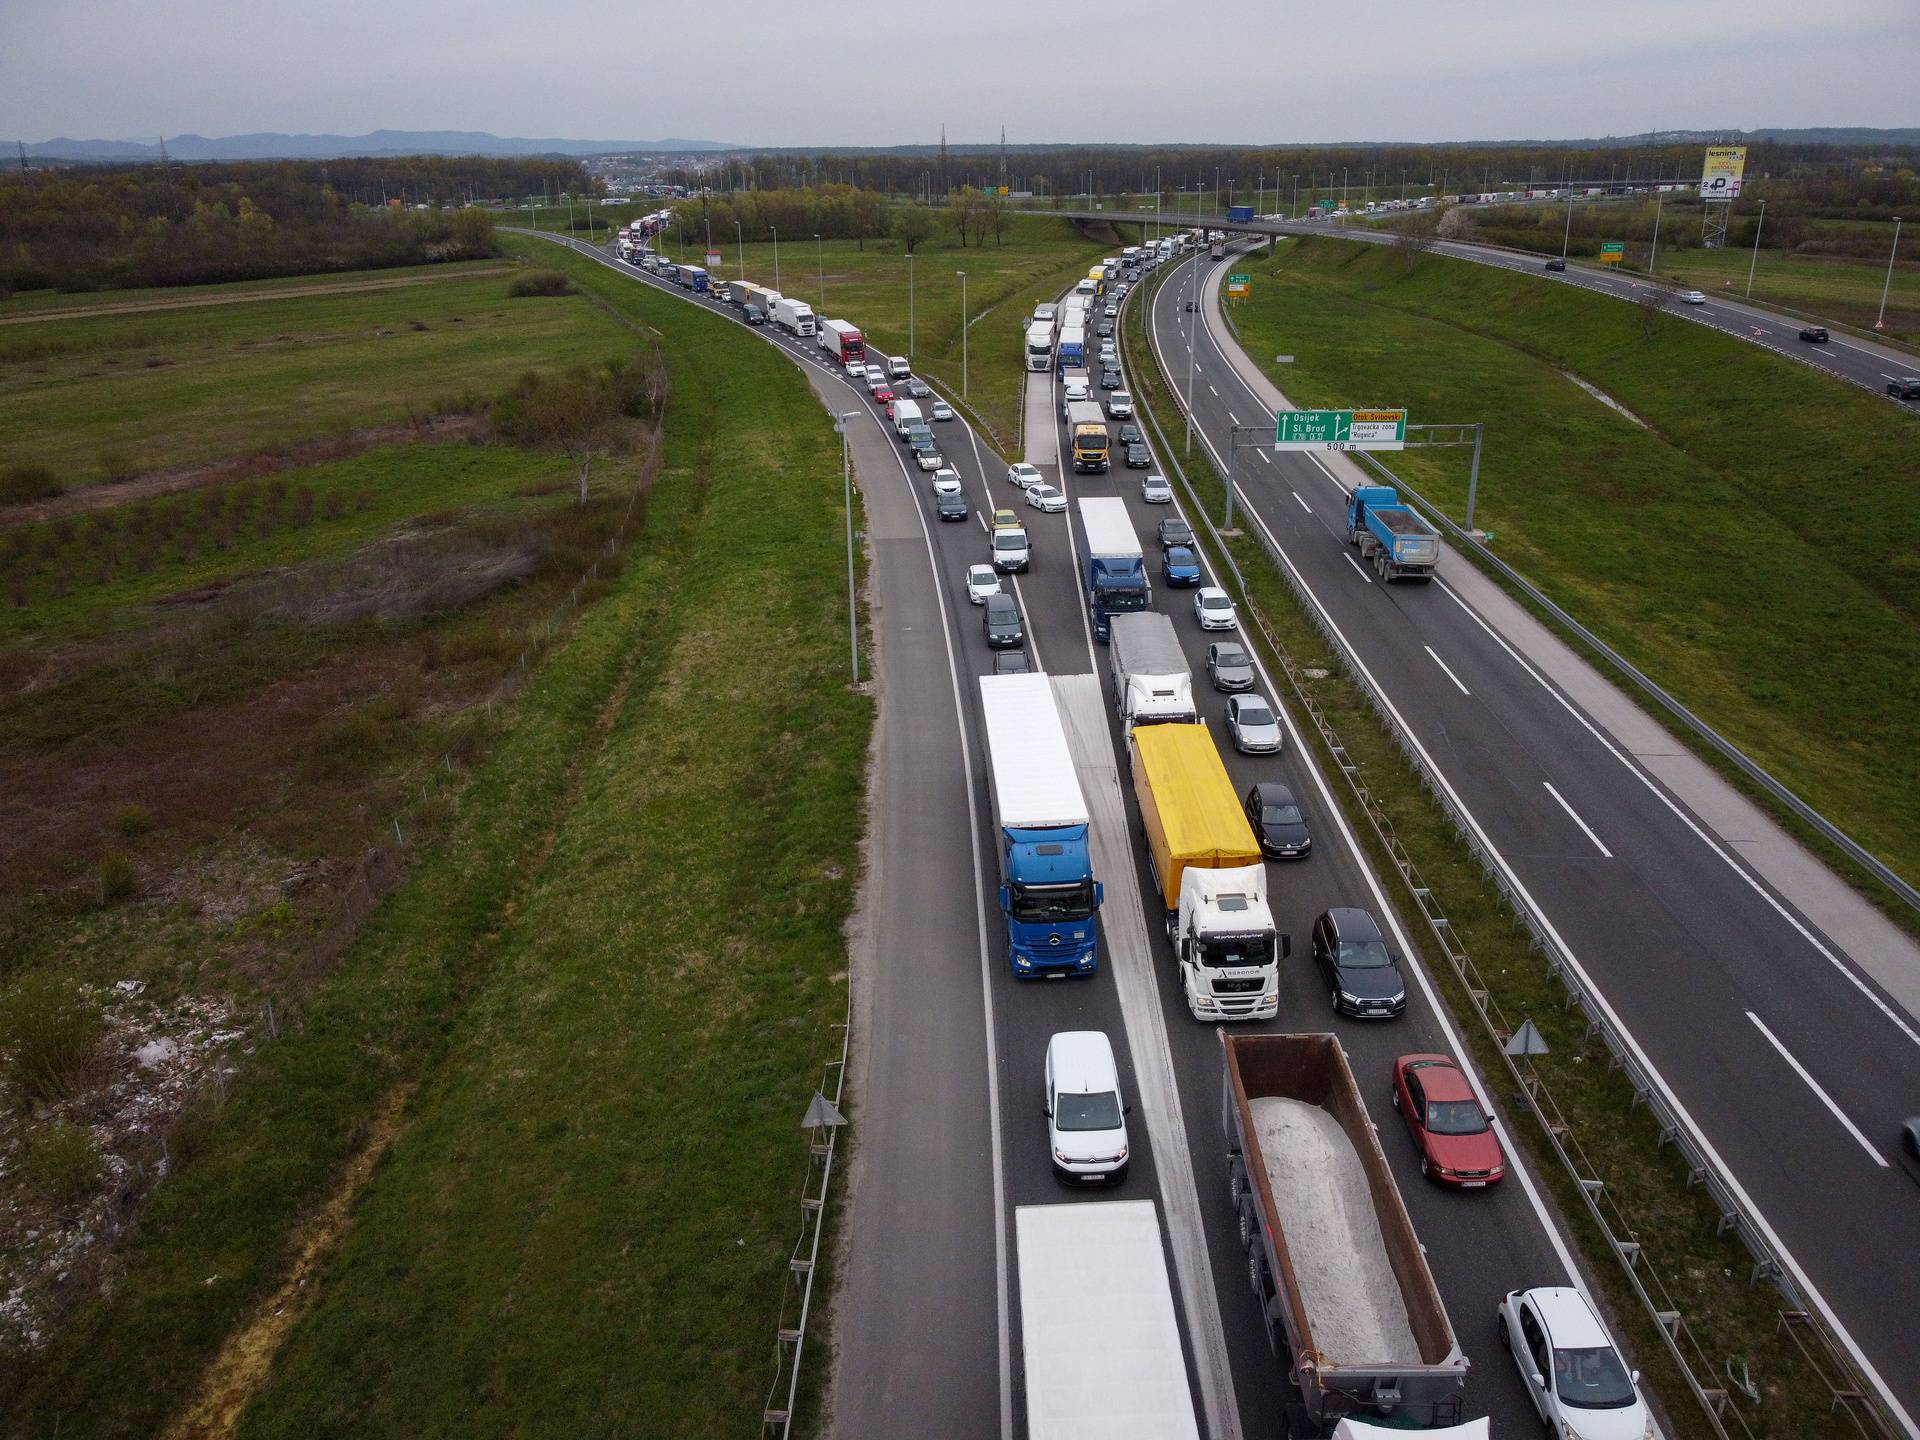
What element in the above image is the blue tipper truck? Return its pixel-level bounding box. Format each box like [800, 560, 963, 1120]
[1077, 496, 1151, 643]
[1346, 485, 1440, 582]
[1227, 205, 1255, 222]
[978, 673, 1103, 977]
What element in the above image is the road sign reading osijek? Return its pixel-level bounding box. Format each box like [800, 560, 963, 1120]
[1274, 408, 1407, 452]
[1226, 272, 1251, 298]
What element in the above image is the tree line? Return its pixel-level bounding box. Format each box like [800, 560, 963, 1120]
[0, 157, 587, 295]
[659, 185, 1014, 252]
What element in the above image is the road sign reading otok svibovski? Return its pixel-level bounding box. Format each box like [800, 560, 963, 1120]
[1274, 408, 1406, 451]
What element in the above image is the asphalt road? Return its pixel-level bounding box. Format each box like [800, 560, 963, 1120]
[1146, 243, 1920, 1431]
[533, 235, 1697, 1439]
[1023, 207, 1920, 408]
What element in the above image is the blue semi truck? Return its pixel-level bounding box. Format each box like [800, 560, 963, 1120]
[978, 673, 1103, 977]
[1346, 484, 1440, 582]
[1077, 496, 1151, 643]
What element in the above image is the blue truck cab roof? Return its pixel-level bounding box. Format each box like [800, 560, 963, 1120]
[1005, 824, 1092, 884]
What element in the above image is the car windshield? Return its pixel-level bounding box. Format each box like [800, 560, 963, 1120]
[1054, 1090, 1123, 1132]
[1202, 595, 1231, 611]
[1553, 1346, 1637, 1409]
[1337, 938, 1394, 968]
[1237, 704, 1275, 727]
[1217, 649, 1248, 668]
[1012, 878, 1096, 923]
[1260, 802, 1303, 826]
[994, 534, 1023, 551]
[1424, 1099, 1488, 1136]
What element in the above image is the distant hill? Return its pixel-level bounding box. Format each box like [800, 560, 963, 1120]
[14, 130, 742, 162]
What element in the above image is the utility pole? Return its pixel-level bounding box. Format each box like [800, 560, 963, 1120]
[735, 220, 745, 277]
[957, 270, 969, 397]
[1184, 254, 1199, 455]
[815, 232, 825, 310]
[1877, 217, 1904, 330]
[907, 252, 915, 361]
[770, 225, 781, 292]
[1561, 190, 1575, 259]
[1745, 198, 1767, 298]
[1647, 193, 1664, 276]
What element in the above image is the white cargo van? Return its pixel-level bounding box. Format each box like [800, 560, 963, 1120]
[887, 355, 912, 381]
[1044, 1031, 1130, 1183]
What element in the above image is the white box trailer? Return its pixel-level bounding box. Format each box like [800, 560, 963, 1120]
[1107, 612, 1195, 733]
[1016, 1201, 1200, 1440]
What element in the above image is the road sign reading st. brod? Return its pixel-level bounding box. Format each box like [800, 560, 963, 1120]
[1274, 408, 1405, 451]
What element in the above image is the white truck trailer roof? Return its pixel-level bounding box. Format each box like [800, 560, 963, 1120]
[1078, 496, 1140, 559]
[1016, 1201, 1200, 1440]
[978, 674, 1089, 830]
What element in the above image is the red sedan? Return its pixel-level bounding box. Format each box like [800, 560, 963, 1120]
[1391, 1054, 1505, 1188]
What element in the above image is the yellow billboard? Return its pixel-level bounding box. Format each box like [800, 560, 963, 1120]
[1700, 146, 1748, 201]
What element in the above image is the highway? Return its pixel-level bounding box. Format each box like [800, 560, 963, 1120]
[1021, 206, 1920, 407]
[535, 233, 1631, 1440]
[1145, 242, 1920, 1431]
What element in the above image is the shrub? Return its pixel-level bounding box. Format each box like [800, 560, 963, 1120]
[0, 463, 63, 504]
[98, 448, 138, 484]
[507, 269, 574, 298]
[0, 974, 105, 1106]
[112, 803, 155, 837]
[17, 1120, 104, 1209]
[98, 849, 137, 903]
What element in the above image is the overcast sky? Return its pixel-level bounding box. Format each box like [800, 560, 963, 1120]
[3, 0, 1914, 146]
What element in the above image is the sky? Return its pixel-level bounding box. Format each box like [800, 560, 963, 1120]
[3, 0, 1915, 146]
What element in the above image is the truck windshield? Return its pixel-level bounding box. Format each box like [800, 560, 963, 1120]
[1103, 590, 1149, 612]
[1013, 879, 1090, 925]
[1011, 880, 1096, 923]
[1197, 933, 1274, 969]
[1080, 437, 1107, 452]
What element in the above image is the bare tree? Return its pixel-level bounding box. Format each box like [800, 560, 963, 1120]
[1636, 284, 1672, 340]
[1389, 215, 1440, 274]
[491, 362, 644, 505]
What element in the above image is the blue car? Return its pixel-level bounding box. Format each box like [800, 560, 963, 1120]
[1162, 545, 1202, 587]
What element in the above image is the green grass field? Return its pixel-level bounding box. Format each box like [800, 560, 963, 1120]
[646, 213, 1109, 449]
[0, 260, 629, 483]
[1227, 235, 1920, 896]
[3, 237, 870, 1438]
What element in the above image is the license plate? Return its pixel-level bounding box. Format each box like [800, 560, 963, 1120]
[1461, 1180, 1487, 1189]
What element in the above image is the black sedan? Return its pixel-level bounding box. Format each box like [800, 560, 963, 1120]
[1889, 377, 1920, 400]
[1124, 443, 1151, 468]
[1157, 517, 1195, 553]
[1311, 907, 1406, 1018]
[982, 593, 1024, 649]
[1798, 326, 1829, 343]
[1100, 368, 1123, 390]
[1245, 782, 1312, 860]
[905, 378, 933, 398]
[1117, 423, 1143, 447]
[935, 491, 969, 522]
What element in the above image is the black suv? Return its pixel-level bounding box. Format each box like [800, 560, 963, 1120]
[936, 491, 969, 522]
[1311, 908, 1406, 1018]
[1887, 376, 1920, 400]
[1543, 258, 1566, 273]
[1798, 326, 1829, 343]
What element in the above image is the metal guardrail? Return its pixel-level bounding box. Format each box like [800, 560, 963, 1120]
[1346, 451, 1920, 917]
[1123, 262, 1904, 1440]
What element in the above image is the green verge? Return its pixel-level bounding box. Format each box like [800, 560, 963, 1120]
[1224, 235, 1920, 912]
[1126, 265, 1862, 1440]
[0, 261, 627, 482]
[5, 236, 871, 1438]
[648, 213, 1109, 450]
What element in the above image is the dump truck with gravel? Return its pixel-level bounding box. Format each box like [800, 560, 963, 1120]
[1221, 1032, 1468, 1433]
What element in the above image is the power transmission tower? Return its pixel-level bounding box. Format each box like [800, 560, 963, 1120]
[938, 124, 948, 197]
[17, 140, 26, 173]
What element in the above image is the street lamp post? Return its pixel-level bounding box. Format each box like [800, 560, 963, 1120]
[1561, 189, 1574, 260]
[956, 270, 969, 397]
[907, 252, 915, 361]
[734, 220, 744, 278]
[1745, 198, 1767, 298]
[835, 411, 862, 685]
[1877, 217, 1903, 330]
[1647, 193, 1664, 276]
[770, 226, 781, 292]
[1292, 175, 1299, 219]
[1184, 254, 1199, 455]
[815, 233, 825, 310]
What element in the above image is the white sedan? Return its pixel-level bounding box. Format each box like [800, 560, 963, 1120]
[1141, 474, 1172, 504]
[1194, 586, 1238, 631]
[931, 467, 963, 496]
[931, 400, 956, 421]
[1024, 482, 1067, 514]
[965, 563, 1002, 605]
[1007, 462, 1044, 489]
[1678, 290, 1707, 305]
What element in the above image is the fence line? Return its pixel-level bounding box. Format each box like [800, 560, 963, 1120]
[1127, 265, 1901, 1440]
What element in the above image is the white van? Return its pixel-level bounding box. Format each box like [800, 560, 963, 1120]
[1044, 1031, 1130, 1184]
[991, 521, 1030, 573]
[887, 355, 912, 381]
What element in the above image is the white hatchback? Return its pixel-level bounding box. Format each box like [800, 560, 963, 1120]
[1045, 1031, 1130, 1184]
[965, 563, 1002, 605]
[1498, 1287, 1652, 1440]
[1024, 482, 1067, 513]
[1007, 462, 1044, 489]
[931, 467, 963, 496]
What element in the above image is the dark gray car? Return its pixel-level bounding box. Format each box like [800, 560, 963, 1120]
[1245, 782, 1312, 859]
[983, 593, 1024, 649]
[1157, 517, 1194, 553]
[1311, 908, 1407, 1018]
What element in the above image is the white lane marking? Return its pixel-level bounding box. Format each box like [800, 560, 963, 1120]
[1431, 581, 1920, 1053]
[1543, 782, 1613, 859]
[1225, 410, 1239, 425]
[1207, 383, 1219, 397]
[1144, 289, 1593, 1318]
[1424, 643, 1473, 697]
[1342, 553, 1373, 583]
[1291, 489, 1312, 513]
[1884, 370, 1915, 383]
[1257, 449, 1272, 464]
[1747, 1013, 1889, 1168]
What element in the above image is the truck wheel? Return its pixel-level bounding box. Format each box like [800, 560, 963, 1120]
[1247, 1247, 1266, 1297]
[1237, 1198, 1257, 1252]
[1345, 527, 1358, 547]
[1228, 1163, 1245, 1208]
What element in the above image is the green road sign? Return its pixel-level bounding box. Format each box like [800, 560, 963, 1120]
[1228, 272, 1250, 284]
[1600, 241, 1625, 254]
[1274, 408, 1406, 452]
